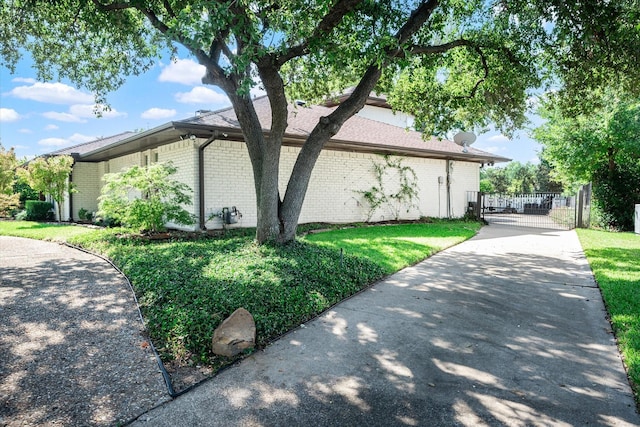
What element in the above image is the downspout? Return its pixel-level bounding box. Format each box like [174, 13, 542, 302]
[446, 159, 452, 218]
[198, 133, 219, 230]
[68, 153, 80, 222]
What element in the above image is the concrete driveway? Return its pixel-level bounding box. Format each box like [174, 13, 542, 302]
[131, 224, 639, 426]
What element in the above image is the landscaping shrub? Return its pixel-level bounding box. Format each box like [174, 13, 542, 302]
[98, 162, 194, 233]
[0, 193, 20, 217]
[24, 200, 53, 221]
[592, 163, 640, 231]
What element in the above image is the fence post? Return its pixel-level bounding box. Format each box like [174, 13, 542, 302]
[577, 186, 584, 228]
[476, 191, 482, 220]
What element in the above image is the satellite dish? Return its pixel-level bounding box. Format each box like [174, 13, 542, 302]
[453, 131, 476, 153]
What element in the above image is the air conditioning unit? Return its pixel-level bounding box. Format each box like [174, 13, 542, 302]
[635, 204, 640, 235]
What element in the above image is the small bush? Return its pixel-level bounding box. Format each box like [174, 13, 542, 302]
[25, 200, 54, 221]
[98, 162, 194, 233]
[14, 209, 27, 221]
[0, 193, 20, 217]
[78, 208, 94, 222]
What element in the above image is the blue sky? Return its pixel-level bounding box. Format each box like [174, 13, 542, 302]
[1, 53, 542, 164]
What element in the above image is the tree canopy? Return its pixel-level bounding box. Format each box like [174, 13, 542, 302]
[2, 0, 639, 241]
[534, 93, 640, 230]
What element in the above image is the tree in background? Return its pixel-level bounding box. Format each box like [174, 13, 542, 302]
[481, 167, 509, 194]
[18, 155, 76, 222]
[2, 1, 639, 243]
[0, 144, 20, 216]
[97, 162, 195, 233]
[505, 162, 536, 194]
[534, 157, 564, 193]
[534, 94, 640, 230]
[480, 161, 564, 194]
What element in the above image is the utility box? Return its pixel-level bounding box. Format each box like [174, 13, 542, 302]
[635, 204, 640, 235]
[222, 206, 239, 224]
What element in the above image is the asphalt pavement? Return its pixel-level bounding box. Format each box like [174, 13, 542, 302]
[130, 224, 640, 427]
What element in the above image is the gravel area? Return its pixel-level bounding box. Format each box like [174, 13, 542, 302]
[0, 236, 170, 426]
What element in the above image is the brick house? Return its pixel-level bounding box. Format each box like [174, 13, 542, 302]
[50, 95, 509, 229]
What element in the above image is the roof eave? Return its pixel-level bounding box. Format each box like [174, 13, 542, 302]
[76, 120, 510, 165]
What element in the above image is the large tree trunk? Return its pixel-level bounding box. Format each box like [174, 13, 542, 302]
[226, 65, 383, 244]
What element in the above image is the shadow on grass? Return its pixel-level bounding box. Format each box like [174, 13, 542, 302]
[96, 237, 386, 369]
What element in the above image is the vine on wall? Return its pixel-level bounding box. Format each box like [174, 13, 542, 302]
[357, 155, 420, 221]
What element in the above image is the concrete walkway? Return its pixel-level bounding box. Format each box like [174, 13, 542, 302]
[132, 225, 639, 427]
[0, 236, 168, 426]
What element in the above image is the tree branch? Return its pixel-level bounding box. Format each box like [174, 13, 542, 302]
[395, 0, 439, 46]
[162, 0, 176, 18]
[456, 44, 490, 100]
[92, 0, 132, 11]
[271, 0, 363, 66]
[404, 39, 473, 56]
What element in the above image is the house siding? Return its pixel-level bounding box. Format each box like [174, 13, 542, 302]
[69, 143, 199, 228]
[72, 162, 101, 219]
[203, 140, 479, 229]
[156, 140, 199, 230]
[357, 105, 415, 129]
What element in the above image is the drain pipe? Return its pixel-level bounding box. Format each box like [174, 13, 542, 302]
[446, 159, 452, 218]
[68, 153, 80, 222]
[198, 133, 219, 230]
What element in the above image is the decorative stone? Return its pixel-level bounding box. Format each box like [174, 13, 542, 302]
[211, 308, 256, 357]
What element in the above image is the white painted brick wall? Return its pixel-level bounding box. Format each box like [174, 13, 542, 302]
[450, 161, 480, 217]
[156, 140, 199, 230]
[80, 139, 479, 230]
[71, 162, 101, 219]
[203, 140, 480, 229]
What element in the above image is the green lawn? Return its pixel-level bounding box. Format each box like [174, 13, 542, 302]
[577, 229, 640, 402]
[0, 220, 98, 240]
[2, 219, 480, 373]
[302, 221, 481, 274]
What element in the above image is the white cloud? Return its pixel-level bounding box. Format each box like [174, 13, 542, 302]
[487, 134, 510, 143]
[37, 133, 95, 148]
[42, 111, 87, 123]
[141, 107, 177, 120]
[69, 104, 126, 119]
[44, 124, 59, 131]
[9, 82, 94, 105]
[42, 104, 125, 123]
[38, 137, 71, 147]
[12, 77, 37, 84]
[0, 108, 21, 122]
[68, 133, 96, 144]
[175, 86, 229, 105]
[482, 146, 503, 154]
[158, 58, 206, 85]
[18, 128, 32, 134]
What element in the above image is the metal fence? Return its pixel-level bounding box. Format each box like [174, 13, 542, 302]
[466, 186, 592, 230]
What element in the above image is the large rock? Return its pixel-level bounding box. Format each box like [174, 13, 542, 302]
[211, 308, 256, 357]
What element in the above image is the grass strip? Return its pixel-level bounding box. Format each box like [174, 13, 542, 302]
[302, 220, 481, 274]
[0, 220, 97, 240]
[577, 229, 640, 403]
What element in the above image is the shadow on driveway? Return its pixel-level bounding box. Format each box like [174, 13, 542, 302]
[133, 226, 639, 426]
[0, 236, 168, 426]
